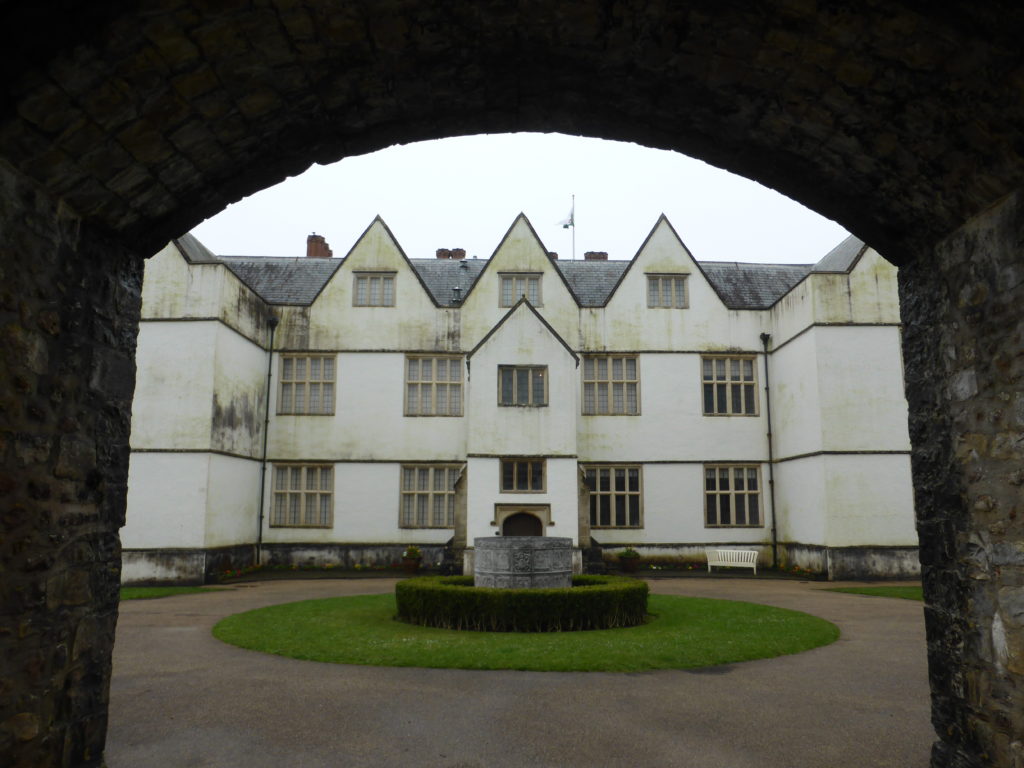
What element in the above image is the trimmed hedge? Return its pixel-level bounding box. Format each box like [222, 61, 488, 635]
[395, 575, 649, 632]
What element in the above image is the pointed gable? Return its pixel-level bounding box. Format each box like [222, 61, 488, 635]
[468, 298, 578, 363]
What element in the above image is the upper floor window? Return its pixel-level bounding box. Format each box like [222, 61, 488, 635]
[500, 273, 542, 306]
[405, 356, 463, 416]
[582, 355, 639, 415]
[354, 272, 395, 306]
[271, 464, 333, 528]
[499, 365, 547, 406]
[500, 458, 545, 492]
[279, 355, 335, 414]
[702, 356, 757, 415]
[705, 465, 762, 527]
[647, 274, 688, 308]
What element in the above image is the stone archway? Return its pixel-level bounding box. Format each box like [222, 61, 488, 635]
[2, 3, 1023, 766]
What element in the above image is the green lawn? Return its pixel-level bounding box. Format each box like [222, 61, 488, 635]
[826, 586, 923, 601]
[213, 593, 838, 672]
[121, 586, 227, 600]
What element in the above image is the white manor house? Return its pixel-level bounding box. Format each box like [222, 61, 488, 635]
[122, 214, 919, 584]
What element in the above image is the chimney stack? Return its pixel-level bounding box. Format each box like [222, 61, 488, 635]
[584, 251, 608, 261]
[436, 248, 451, 259]
[548, 251, 558, 260]
[450, 248, 466, 260]
[307, 233, 332, 259]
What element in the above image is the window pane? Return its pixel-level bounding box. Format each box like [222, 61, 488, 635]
[747, 469, 758, 490]
[675, 278, 686, 307]
[731, 383, 742, 413]
[583, 382, 595, 413]
[744, 385, 755, 414]
[532, 369, 545, 404]
[306, 468, 317, 490]
[528, 278, 539, 304]
[705, 468, 716, 490]
[433, 495, 444, 526]
[716, 383, 726, 412]
[450, 384, 461, 415]
[294, 385, 305, 413]
[702, 358, 712, 380]
[615, 495, 626, 526]
[584, 358, 595, 378]
[382, 276, 394, 305]
[290, 467, 301, 488]
[517, 369, 529, 404]
[743, 359, 754, 380]
[433, 469, 445, 491]
[531, 461, 543, 490]
[283, 358, 293, 380]
[613, 382, 624, 413]
[323, 357, 334, 381]
[275, 466, 287, 489]
[715, 359, 725, 378]
[417, 468, 429, 490]
[407, 358, 419, 380]
[402, 495, 414, 526]
[281, 382, 293, 412]
[309, 383, 320, 413]
[321, 383, 333, 413]
[320, 495, 331, 526]
[648, 278, 658, 306]
[436, 383, 448, 415]
[294, 358, 306, 380]
[501, 368, 514, 404]
[615, 468, 625, 491]
[516, 464, 528, 490]
[417, 496, 427, 525]
[597, 358, 607, 378]
[749, 496, 760, 525]
[719, 495, 731, 525]
[703, 384, 714, 414]
[450, 359, 461, 381]
[625, 358, 637, 379]
[612, 358, 623, 379]
[436, 360, 448, 381]
[599, 495, 610, 526]
[309, 358, 320, 379]
[356, 276, 368, 304]
[407, 383, 419, 414]
[321, 469, 331, 491]
[597, 382, 609, 413]
[628, 495, 640, 526]
[626, 383, 638, 414]
[501, 278, 512, 305]
[736, 495, 747, 525]
[369, 277, 380, 305]
[421, 359, 433, 381]
[289, 494, 300, 524]
[706, 494, 716, 525]
[402, 467, 415, 490]
[628, 469, 640, 492]
[503, 461, 514, 490]
[599, 468, 610, 492]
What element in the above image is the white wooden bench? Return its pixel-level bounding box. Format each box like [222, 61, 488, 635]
[705, 548, 759, 575]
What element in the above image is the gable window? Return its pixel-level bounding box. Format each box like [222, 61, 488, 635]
[584, 465, 642, 528]
[500, 459, 545, 492]
[647, 274, 688, 308]
[500, 273, 542, 306]
[705, 465, 762, 527]
[702, 356, 757, 415]
[499, 365, 547, 406]
[279, 355, 335, 414]
[582, 355, 639, 415]
[271, 464, 333, 527]
[405, 356, 463, 416]
[400, 464, 460, 528]
[353, 272, 395, 306]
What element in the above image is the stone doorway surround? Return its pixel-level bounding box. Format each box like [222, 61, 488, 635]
[3, 3, 1024, 766]
[494, 505, 552, 537]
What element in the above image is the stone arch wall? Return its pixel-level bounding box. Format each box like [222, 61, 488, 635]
[1, 3, 1023, 766]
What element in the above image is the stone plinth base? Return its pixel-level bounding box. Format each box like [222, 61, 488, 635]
[474, 536, 572, 589]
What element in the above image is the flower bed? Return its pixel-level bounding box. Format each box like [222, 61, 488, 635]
[394, 575, 649, 632]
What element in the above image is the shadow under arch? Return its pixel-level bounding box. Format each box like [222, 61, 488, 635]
[2, 3, 1023, 766]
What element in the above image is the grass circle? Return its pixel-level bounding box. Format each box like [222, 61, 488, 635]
[213, 593, 838, 672]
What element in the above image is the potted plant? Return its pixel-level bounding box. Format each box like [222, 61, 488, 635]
[401, 545, 422, 575]
[618, 547, 641, 574]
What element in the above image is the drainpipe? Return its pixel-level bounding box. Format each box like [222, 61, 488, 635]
[760, 332, 779, 569]
[255, 314, 279, 566]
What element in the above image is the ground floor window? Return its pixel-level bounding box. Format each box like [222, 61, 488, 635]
[271, 464, 333, 527]
[704, 464, 762, 526]
[584, 465, 642, 527]
[400, 464, 460, 527]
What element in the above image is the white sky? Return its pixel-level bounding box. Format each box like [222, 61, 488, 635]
[191, 133, 849, 264]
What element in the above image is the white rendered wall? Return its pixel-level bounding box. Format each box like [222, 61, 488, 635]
[130, 321, 217, 450]
[464, 457, 580, 544]
[773, 455, 827, 545]
[210, 322, 270, 458]
[770, 329, 824, 460]
[815, 326, 910, 452]
[267, 352, 467, 461]
[123, 452, 210, 548]
[822, 453, 916, 546]
[204, 454, 262, 547]
[578, 353, 769, 463]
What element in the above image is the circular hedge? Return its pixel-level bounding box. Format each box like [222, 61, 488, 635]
[394, 575, 649, 632]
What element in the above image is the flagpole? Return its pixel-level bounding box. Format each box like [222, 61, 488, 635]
[571, 194, 576, 260]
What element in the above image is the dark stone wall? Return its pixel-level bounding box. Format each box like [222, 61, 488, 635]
[901, 190, 1024, 768]
[0, 160, 142, 767]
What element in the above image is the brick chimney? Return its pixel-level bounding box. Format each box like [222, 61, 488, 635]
[436, 248, 451, 259]
[548, 251, 558, 260]
[307, 233, 332, 259]
[450, 248, 466, 260]
[584, 251, 608, 261]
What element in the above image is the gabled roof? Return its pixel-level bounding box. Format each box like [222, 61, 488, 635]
[174, 233, 220, 264]
[467, 297, 578, 363]
[219, 256, 342, 305]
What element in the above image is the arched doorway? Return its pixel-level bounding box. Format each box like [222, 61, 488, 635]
[501, 512, 543, 537]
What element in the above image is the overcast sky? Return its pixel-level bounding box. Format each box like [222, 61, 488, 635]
[191, 133, 849, 265]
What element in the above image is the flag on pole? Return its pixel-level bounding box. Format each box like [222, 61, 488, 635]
[558, 203, 574, 229]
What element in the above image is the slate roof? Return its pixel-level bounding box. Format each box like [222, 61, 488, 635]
[182, 235, 866, 310]
[699, 262, 813, 309]
[811, 234, 867, 272]
[219, 256, 341, 305]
